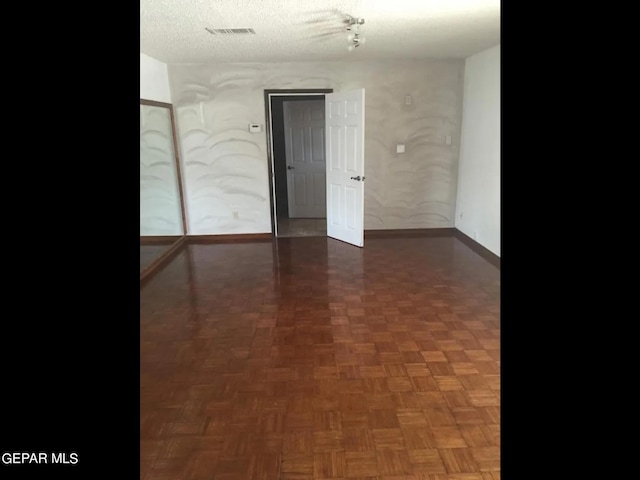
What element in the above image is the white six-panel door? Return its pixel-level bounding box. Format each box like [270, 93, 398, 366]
[325, 89, 365, 247]
[283, 100, 327, 218]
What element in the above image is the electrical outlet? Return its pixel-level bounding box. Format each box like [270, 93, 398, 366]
[233, 211, 239, 220]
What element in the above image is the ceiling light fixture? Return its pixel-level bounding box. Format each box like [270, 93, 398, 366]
[346, 16, 365, 52]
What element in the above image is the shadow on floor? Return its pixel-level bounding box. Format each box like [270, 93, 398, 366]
[277, 217, 326, 237]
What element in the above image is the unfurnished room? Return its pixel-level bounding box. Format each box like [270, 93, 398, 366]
[140, 1, 500, 478]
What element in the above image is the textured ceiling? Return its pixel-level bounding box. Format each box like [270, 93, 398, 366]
[140, 0, 500, 64]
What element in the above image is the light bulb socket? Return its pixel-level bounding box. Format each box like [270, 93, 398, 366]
[348, 35, 365, 46]
[346, 16, 365, 28]
[346, 15, 365, 51]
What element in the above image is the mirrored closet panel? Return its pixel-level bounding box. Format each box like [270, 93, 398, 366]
[140, 99, 187, 281]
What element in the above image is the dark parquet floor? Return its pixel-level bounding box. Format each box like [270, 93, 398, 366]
[140, 235, 500, 479]
[141, 244, 175, 272]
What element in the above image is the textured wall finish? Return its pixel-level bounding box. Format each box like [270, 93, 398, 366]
[140, 104, 184, 236]
[169, 60, 464, 235]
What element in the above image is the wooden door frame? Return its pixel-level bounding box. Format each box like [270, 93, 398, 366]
[263, 89, 333, 237]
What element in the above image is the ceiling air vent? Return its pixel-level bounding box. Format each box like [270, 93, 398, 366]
[205, 28, 256, 35]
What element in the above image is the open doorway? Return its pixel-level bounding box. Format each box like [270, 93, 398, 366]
[265, 89, 333, 237]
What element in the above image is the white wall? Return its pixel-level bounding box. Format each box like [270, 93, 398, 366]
[140, 53, 172, 103]
[455, 45, 500, 256]
[168, 60, 464, 235]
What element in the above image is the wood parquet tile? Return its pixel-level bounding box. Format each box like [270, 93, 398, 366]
[141, 243, 176, 272]
[141, 236, 500, 479]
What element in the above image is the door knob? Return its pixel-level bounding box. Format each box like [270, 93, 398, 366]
[350, 175, 361, 181]
[287, 165, 295, 170]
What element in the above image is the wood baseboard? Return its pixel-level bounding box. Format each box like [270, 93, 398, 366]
[140, 237, 188, 288]
[140, 235, 183, 245]
[454, 229, 500, 269]
[187, 233, 272, 244]
[365, 228, 456, 238]
[363, 227, 499, 270]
